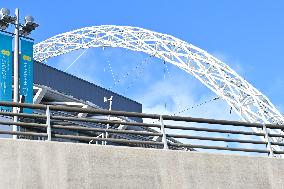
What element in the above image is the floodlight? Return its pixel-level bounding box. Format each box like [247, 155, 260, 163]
[25, 15, 34, 23]
[0, 8, 16, 30]
[0, 21, 8, 30]
[0, 8, 10, 16]
[19, 15, 39, 36]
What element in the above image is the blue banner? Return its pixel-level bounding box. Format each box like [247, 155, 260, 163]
[20, 39, 34, 113]
[0, 33, 13, 111]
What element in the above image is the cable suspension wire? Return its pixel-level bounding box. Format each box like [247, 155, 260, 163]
[149, 96, 220, 124]
[64, 48, 88, 72]
[163, 63, 167, 110]
[163, 61, 183, 112]
[108, 56, 151, 92]
[123, 56, 152, 95]
[172, 96, 220, 116]
[107, 59, 116, 88]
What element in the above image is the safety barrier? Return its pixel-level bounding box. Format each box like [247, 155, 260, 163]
[0, 101, 283, 157]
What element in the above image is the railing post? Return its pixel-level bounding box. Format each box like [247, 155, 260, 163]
[102, 133, 105, 145]
[263, 124, 274, 157]
[105, 122, 109, 145]
[104, 114, 111, 145]
[160, 115, 168, 150]
[46, 105, 51, 141]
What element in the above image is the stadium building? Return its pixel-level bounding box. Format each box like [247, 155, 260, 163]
[23, 61, 183, 149]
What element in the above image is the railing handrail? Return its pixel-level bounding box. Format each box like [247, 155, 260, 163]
[0, 101, 283, 157]
[0, 101, 284, 130]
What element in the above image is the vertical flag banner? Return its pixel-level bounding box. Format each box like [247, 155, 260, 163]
[0, 33, 13, 111]
[20, 39, 34, 113]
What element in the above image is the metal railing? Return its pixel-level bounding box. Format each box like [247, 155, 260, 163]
[0, 101, 283, 157]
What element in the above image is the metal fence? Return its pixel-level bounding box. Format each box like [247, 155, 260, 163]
[0, 101, 283, 157]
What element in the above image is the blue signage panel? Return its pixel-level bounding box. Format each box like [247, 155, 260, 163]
[0, 33, 13, 111]
[20, 39, 34, 113]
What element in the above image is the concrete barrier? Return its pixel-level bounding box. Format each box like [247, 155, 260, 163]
[0, 139, 283, 189]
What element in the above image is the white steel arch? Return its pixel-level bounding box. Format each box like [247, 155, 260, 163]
[33, 25, 284, 147]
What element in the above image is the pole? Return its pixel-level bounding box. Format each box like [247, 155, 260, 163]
[263, 124, 274, 157]
[160, 115, 168, 150]
[46, 106, 51, 141]
[12, 8, 19, 139]
[105, 96, 113, 145]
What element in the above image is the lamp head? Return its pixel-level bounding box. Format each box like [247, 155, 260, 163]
[19, 15, 39, 36]
[24, 15, 34, 24]
[0, 8, 10, 17]
[0, 8, 16, 30]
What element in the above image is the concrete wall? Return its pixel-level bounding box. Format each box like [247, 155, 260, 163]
[0, 139, 283, 189]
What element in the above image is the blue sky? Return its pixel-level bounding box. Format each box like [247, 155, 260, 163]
[2, 1, 284, 153]
[3, 0, 284, 116]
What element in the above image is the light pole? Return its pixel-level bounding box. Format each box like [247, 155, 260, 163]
[104, 96, 113, 145]
[0, 8, 38, 139]
[12, 8, 19, 139]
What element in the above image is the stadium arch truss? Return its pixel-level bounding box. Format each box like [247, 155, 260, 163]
[33, 25, 284, 152]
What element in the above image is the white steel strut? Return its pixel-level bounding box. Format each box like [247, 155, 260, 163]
[33, 25, 284, 153]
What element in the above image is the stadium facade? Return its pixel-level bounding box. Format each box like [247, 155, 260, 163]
[22, 61, 185, 149]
